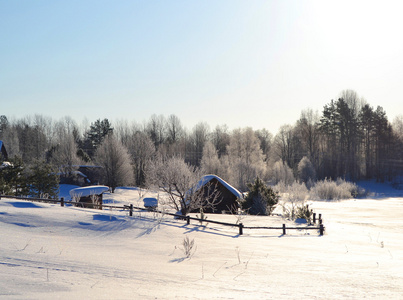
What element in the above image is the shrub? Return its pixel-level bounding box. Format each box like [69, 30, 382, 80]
[181, 236, 196, 258]
[275, 181, 308, 220]
[310, 178, 361, 200]
[242, 177, 279, 215]
[295, 204, 313, 224]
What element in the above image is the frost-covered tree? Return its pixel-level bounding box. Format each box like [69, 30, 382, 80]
[95, 134, 134, 192]
[145, 156, 202, 215]
[200, 141, 220, 175]
[271, 160, 294, 185]
[50, 134, 82, 176]
[297, 156, 316, 184]
[227, 128, 266, 191]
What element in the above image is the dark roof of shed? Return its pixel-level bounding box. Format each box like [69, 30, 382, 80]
[0, 141, 8, 159]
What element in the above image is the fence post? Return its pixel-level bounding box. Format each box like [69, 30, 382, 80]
[319, 214, 322, 222]
[313, 213, 316, 224]
[186, 216, 190, 225]
[319, 224, 324, 236]
[239, 223, 243, 235]
[129, 204, 133, 217]
[282, 224, 286, 235]
[60, 197, 64, 207]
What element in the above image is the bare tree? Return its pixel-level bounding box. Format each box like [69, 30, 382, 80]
[211, 124, 230, 157]
[255, 128, 273, 161]
[146, 114, 166, 148]
[146, 156, 219, 215]
[95, 134, 134, 192]
[272, 124, 299, 169]
[187, 122, 210, 166]
[127, 131, 155, 186]
[166, 114, 184, 144]
[295, 109, 320, 166]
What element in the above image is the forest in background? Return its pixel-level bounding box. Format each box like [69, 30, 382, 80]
[1, 90, 403, 194]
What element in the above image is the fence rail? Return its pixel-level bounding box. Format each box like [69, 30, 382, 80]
[0, 194, 325, 236]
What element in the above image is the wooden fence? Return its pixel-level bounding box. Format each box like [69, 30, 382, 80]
[0, 194, 325, 236]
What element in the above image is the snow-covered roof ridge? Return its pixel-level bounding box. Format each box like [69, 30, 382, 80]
[69, 185, 109, 197]
[196, 174, 242, 198]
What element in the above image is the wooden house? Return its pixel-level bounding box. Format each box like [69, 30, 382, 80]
[189, 175, 243, 214]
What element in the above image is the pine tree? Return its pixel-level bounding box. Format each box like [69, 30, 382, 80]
[84, 119, 113, 157]
[242, 177, 279, 215]
[0, 156, 28, 196]
[28, 160, 59, 198]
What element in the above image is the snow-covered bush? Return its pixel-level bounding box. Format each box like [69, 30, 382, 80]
[310, 178, 360, 200]
[275, 181, 309, 221]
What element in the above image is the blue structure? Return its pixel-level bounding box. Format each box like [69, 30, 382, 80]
[0, 141, 8, 160]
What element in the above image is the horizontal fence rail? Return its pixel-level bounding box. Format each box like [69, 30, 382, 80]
[0, 194, 325, 236]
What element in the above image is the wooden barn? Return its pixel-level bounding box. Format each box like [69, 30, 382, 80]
[189, 175, 243, 214]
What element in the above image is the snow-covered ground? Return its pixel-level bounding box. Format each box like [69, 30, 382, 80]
[1, 185, 403, 299]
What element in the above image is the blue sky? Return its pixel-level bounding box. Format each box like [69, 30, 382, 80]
[1, 0, 403, 134]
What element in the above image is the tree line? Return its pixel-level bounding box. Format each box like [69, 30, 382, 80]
[1, 89, 403, 196]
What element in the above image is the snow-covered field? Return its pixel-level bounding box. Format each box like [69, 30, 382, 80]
[1, 185, 403, 299]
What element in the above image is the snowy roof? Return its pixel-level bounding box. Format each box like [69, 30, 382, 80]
[193, 175, 242, 199]
[69, 185, 109, 197]
[0, 161, 12, 169]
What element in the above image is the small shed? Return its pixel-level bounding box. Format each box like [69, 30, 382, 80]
[143, 197, 158, 210]
[189, 175, 243, 214]
[0, 141, 8, 161]
[69, 185, 109, 209]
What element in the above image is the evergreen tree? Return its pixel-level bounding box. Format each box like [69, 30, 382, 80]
[0, 156, 28, 196]
[84, 119, 113, 157]
[242, 177, 279, 215]
[28, 160, 59, 198]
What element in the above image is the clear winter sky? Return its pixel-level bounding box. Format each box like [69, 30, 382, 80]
[1, 0, 403, 134]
